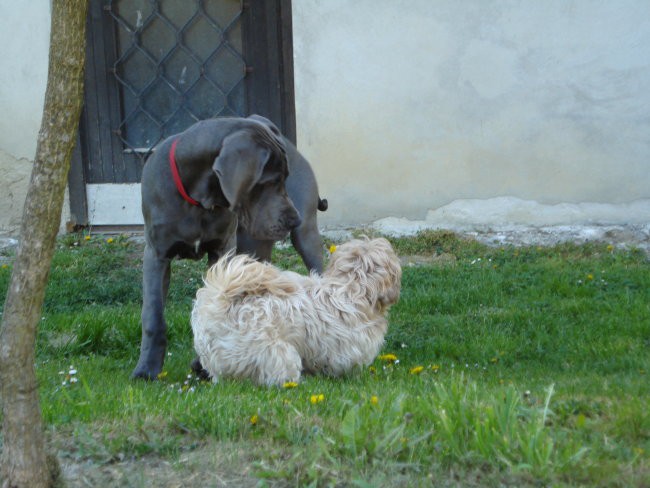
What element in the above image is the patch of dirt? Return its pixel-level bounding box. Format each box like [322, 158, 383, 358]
[58, 442, 269, 488]
[400, 253, 457, 267]
[461, 225, 650, 255]
[56, 444, 547, 488]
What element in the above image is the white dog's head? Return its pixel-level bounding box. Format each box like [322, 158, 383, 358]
[325, 237, 402, 312]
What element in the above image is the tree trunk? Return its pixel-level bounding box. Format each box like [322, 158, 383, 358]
[0, 1, 87, 487]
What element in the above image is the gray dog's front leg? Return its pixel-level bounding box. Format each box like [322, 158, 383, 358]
[132, 244, 171, 380]
[236, 229, 274, 262]
[291, 223, 324, 274]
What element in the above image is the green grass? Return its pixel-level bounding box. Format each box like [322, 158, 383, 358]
[1, 231, 649, 486]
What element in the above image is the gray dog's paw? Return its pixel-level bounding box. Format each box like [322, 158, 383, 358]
[131, 371, 157, 381]
[131, 363, 162, 381]
[190, 357, 211, 381]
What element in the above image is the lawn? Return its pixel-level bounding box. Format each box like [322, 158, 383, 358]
[0, 230, 648, 487]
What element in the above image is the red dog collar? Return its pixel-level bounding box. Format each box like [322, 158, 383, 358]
[169, 139, 201, 207]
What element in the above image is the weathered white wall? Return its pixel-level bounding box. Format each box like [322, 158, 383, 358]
[0, 0, 52, 236]
[292, 0, 650, 227]
[1, 1, 649, 237]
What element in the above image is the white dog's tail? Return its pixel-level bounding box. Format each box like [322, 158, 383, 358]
[199, 252, 299, 304]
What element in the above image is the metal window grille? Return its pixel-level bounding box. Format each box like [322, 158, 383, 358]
[107, 0, 246, 157]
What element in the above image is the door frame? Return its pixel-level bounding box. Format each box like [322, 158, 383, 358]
[68, 0, 295, 228]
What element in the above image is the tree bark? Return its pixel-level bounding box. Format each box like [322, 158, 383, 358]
[0, 1, 87, 487]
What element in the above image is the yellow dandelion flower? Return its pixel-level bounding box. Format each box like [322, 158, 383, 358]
[282, 381, 298, 389]
[329, 244, 337, 254]
[84, 235, 91, 241]
[430, 364, 440, 372]
[378, 353, 397, 362]
[607, 244, 614, 252]
[250, 414, 258, 425]
[370, 395, 379, 405]
[107, 237, 114, 244]
[1, 264, 8, 269]
[156, 371, 168, 380]
[410, 366, 424, 375]
[586, 273, 594, 280]
[310, 394, 325, 404]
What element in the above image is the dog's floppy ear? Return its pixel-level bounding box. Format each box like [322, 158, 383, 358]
[213, 131, 272, 209]
[375, 243, 402, 310]
[247, 114, 282, 137]
[192, 172, 230, 210]
[377, 275, 401, 309]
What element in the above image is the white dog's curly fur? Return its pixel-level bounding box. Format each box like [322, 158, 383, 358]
[191, 237, 402, 386]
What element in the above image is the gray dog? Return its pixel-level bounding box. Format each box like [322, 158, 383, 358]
[132, 115, 327, 380]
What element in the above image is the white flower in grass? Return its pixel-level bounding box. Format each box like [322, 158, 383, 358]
[58, 365, 79, 387]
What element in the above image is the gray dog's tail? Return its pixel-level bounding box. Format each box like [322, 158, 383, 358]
[318, 198, 328, 212]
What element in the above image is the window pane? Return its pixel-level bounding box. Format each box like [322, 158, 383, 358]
[112, 0, 245, 151]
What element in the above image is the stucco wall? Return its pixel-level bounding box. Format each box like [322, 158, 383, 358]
[0, 0, 51, 236]
[292, 0, 650, 227]
[1, 1, 649, 237]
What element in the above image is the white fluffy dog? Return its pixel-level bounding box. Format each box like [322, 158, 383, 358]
[191, 237, 402, 386]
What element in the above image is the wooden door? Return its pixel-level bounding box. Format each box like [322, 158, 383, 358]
[69, 0, 295, 228]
